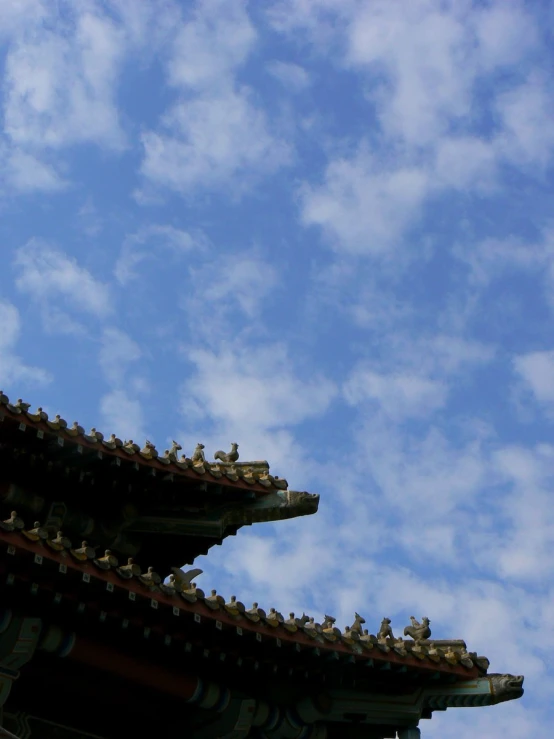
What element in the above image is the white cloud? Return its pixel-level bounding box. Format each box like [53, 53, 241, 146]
[343, 332, 493, 420]
[286, 1, 551, 256]
[3, 7, 125, 150]
[494, 74, 554, 170]
[344, 369, 447, 419]
[434, 135, 497, 191]
[347, 2, 474, 146]
[0, 298, 51, 386]
[183, 251, 279, 341]
[470, 443, 554, 583]
[455, 233, 550, 287]
[1, 146, 66, 193]
[184, 342, 336, 431]
[267, 60, 310, 92]
[301, 147, 429, 254]
[115, 224, 207, 285]
[97, 325, 147, 443]
[166, 0, 256, 90]
[98, 328, 142, 387]
[99, 388, 147, 442]
[513, 350, 554, 406]
[0, 0, 48, 37]
[141, 88, 291, 195]
[139, 0, 291, 196]
[342, 1, 538, 149]
[200, 254, 278, 318]
[13, 240, 112, 329]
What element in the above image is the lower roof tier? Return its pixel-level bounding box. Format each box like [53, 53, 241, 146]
[0, 523, 525, 738]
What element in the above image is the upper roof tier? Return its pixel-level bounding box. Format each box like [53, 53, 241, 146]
[0, 392, 319, 570]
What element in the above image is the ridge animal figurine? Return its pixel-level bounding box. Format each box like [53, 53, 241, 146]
[214, 443, 239, 464]
[404, 616, 431, 643]
[191, 443, 206, 464]
[378, 617, 394, 641]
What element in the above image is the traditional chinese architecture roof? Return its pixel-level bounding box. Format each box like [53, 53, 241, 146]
[0, 392, 524, 739]
[0, 516, 490, 679]
[0, 392, 319, 571]
[0, 516, 524, 738]
[0, 393, 291, 492]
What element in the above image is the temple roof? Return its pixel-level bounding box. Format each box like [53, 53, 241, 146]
[0, 392, 319, 570]
[0, 393, 525, 736]
[0, 515, 490, 681]
[0, 392, 292, 493]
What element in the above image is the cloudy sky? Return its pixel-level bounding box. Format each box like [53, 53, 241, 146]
[1, 0, 553, 734]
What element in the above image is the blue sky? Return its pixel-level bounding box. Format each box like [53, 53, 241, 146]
[1, 0, 553, 734]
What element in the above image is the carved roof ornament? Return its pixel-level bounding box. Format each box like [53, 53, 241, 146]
[123, 439, 139, 454]
[117, 557, 141, 579]
[165, 440, 182, 462]
[488, 674, 524, 704]
[94, 550, 119, 570]
[161, 574, 180, 596]
[0, 510, 25, 532]
[214, 443, 239, 464]
[246, 602, 262, 622]
[404, 616, 431, 644]
[140, 440, 158, 458]
[47, 531, 72, 551]
[304, 616, 322, 634]
[350, 612, 366, 636]
[103, 433, 120, 449]
[225, 595, 245, 617]
[23, 521, 48, 542]
[267, 608, 284, 625]
[191, 443, 206, 465]
[360, 629, 375, 647]
[459, 647, 475, 669]
[139, 566, 161, 588]
[181, 582, 204, 603]
[84, 427, 100, 442]
[170, 567, 203, 590]
[70, 541, 96, 561]
[378, 617, 394, 642]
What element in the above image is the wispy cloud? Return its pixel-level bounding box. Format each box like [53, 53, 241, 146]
[13, 240, 111, 331]
[0, 298, 51, 386]
[513, 350, 554, 410]
[0, 146, 66, 193]
[183, 249, 279, 341]
[3, 7, 126, 150]
[266, 60, 310, 92]
[139, 0, 291, 196]
[115, 224, 208, 285]
[301, 146, 430, 255]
